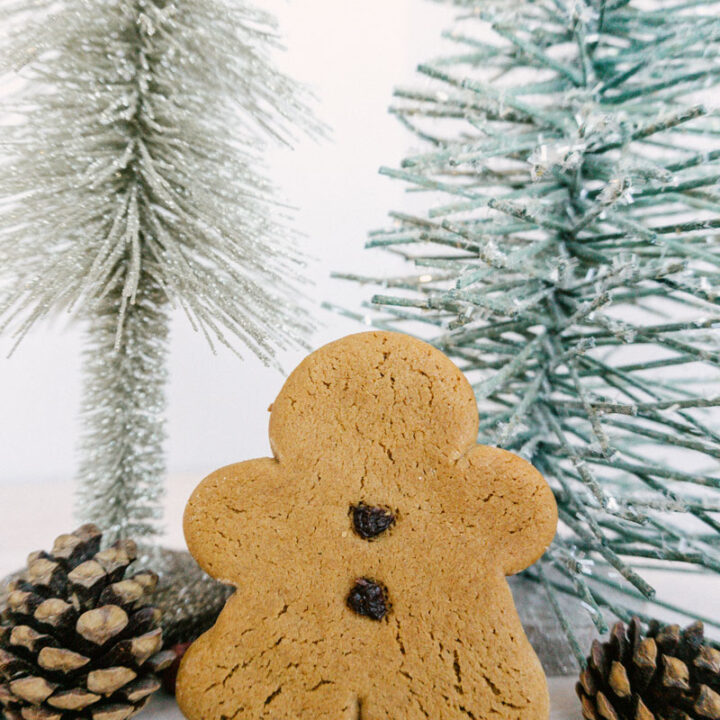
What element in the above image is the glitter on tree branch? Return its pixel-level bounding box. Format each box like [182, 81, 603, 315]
[0, 0, 317, 543]
[332, 0, 720, 661]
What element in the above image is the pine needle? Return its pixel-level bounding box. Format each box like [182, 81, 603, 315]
[337, 0, 720, 657]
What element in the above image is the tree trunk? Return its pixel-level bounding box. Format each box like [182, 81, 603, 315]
[76, 281, 169, 545]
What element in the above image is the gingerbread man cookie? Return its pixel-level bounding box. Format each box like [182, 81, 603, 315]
[176, 331, 557, 720]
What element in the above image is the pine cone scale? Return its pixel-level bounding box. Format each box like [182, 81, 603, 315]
[45, 688, 101, 711]
[632, 638, 658, 693]
[596, 690, 620, 719]
[635, 697, 654, 720]
[0, 525, 166, 720]
[8, 677, 57, 705]
[663, 655, 691, 692]
[577, 618, 720, 720]
[91, 703, 136, 720]
[696, 648, 720, 680]
[610, 660, 632, 698]
[37, 647, 90, 674]
[10, 627, 51, 655]
[51, 529, 102, 568]
[86, 668, 137, 696]
[121, 677, 159, 704]
[77, 606, 129, 649]
[695, 686, 720, 719]
[21, 706, 62, 720]
[67, 561, 108, 602]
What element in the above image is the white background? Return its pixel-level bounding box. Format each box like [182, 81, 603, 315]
[0, 0, 452, 490]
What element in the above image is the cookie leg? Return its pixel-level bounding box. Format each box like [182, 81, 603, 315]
[177, 595, 368, 720]
[448, 577, 550, 720]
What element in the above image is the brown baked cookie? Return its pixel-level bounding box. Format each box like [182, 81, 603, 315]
[176, 331, 557, 720]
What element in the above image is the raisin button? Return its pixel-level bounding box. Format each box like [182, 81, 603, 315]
[346, 578, 389, 621]
[350, 503, 395, 540]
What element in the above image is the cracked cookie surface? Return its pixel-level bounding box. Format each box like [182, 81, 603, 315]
[176, 331, 557, 720]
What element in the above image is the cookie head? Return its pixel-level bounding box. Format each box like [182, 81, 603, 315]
[177, 331, 557, 720]
[269, 330, 479, 474]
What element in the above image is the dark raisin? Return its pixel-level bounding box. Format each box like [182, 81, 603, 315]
[346, 578, 389, 621]
[350, 503, 395, 540]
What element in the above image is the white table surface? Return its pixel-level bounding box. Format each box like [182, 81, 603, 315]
[2, 474, 717, 720]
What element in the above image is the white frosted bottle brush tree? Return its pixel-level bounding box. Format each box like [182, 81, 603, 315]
[0, 0, 316, 544]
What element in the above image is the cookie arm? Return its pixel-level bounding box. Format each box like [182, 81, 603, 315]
[460, 445, 557, 576]
[184, 458, 281, 585]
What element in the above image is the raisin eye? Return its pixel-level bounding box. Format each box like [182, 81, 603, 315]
[350, 503, 395, 540]
[346, 578, 389, 620]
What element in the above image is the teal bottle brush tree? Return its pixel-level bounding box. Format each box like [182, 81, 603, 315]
[333, 0, 720, 665]
[0, 0, 316, 640]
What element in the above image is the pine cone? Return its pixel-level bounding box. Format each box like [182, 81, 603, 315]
[0, 525, 174, 720]
[577, 617, 720, 720]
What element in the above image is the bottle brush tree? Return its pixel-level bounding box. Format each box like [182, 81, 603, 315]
[334, 0, 720, 660]
[0, 0, 316, 544]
